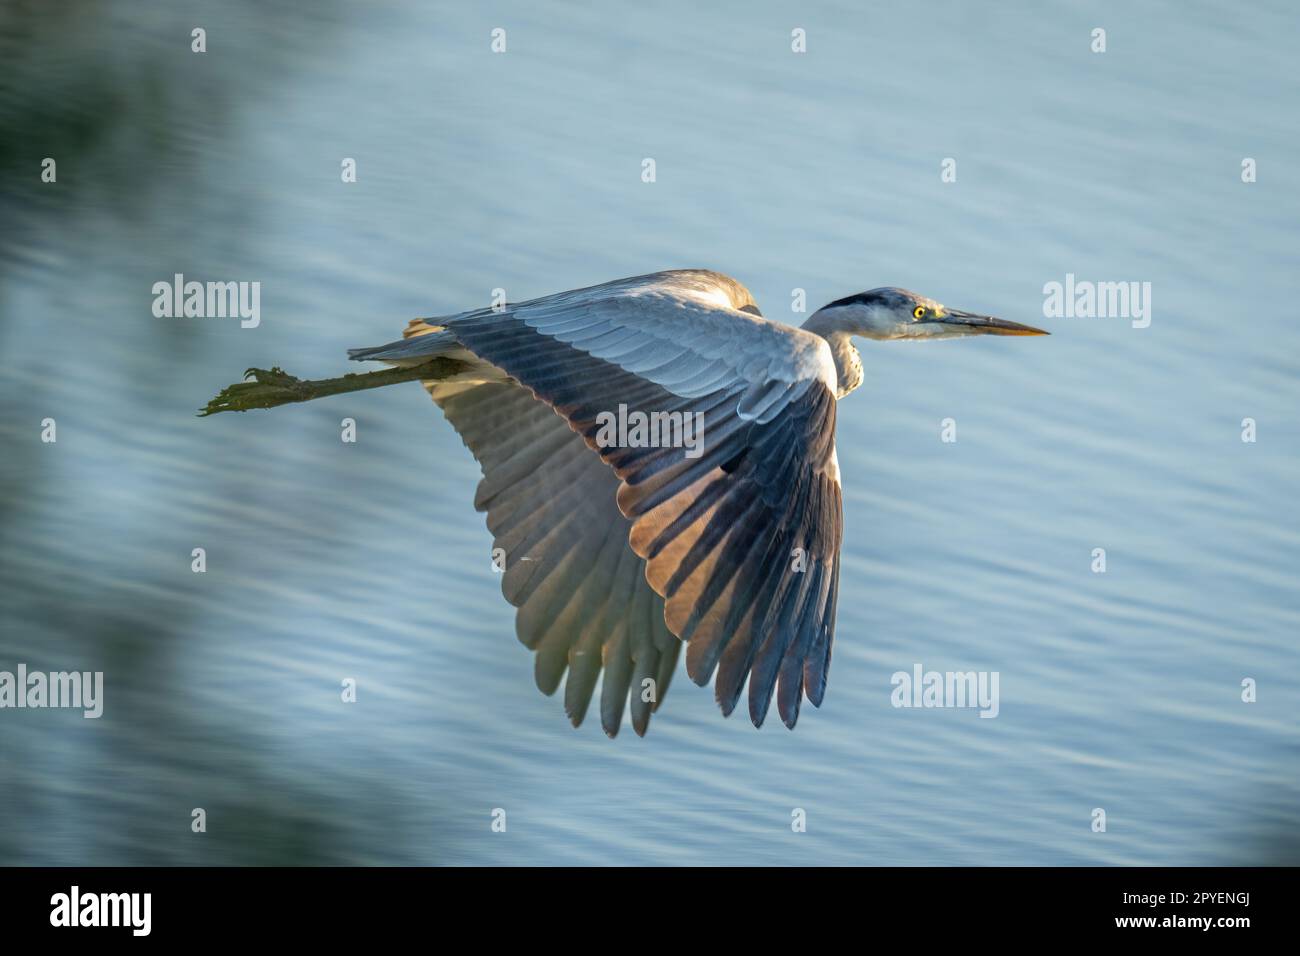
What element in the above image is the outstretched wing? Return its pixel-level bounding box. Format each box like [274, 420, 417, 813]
[437, 271, 844, 728]
[422, 363, 680, 737]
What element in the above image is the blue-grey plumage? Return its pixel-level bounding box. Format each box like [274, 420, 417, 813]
[348, 270, 1047, 735]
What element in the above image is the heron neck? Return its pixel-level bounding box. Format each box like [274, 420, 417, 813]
[802, 313, 863, 399]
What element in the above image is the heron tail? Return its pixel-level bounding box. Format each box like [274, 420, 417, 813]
[347, 322, 459, 364]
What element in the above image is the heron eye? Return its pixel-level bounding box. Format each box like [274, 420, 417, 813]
[912, 306, 926, 319]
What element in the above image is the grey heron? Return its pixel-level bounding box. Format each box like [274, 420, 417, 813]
[208, 270, 1047, 736]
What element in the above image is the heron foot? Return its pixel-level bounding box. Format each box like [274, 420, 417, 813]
[199, 366, 313, 415]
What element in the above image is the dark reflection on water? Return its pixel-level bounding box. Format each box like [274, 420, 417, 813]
[0, 0, 444, 866]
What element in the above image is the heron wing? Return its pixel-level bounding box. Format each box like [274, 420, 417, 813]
[417, 353, 680, 738]
[437, 271, 844, 728]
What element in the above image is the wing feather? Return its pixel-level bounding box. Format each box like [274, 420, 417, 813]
[358, 271, 844, 730]
[437, 272, 844, 728]
[428, 376, 679, 737]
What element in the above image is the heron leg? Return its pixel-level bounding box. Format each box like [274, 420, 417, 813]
[198, 358, 469, 416]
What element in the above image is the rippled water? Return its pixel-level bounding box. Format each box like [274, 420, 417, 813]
[1, 0, 1297, 865]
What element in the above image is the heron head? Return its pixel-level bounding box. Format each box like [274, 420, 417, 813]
[807, 288, 1048, 340]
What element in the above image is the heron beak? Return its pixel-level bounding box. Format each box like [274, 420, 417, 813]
[939, 309, 1049, 336]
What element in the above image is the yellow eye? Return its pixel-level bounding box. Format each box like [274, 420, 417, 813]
[912, 305, 926, 319]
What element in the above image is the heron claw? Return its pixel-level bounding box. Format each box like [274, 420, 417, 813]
[200, 367, 309, 416]
[242, 366, 301, 386]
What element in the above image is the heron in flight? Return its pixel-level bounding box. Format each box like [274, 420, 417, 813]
[206, 270, 1047, 736]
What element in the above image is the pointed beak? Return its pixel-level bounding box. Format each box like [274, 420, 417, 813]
[940, 309, 1049, 336]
